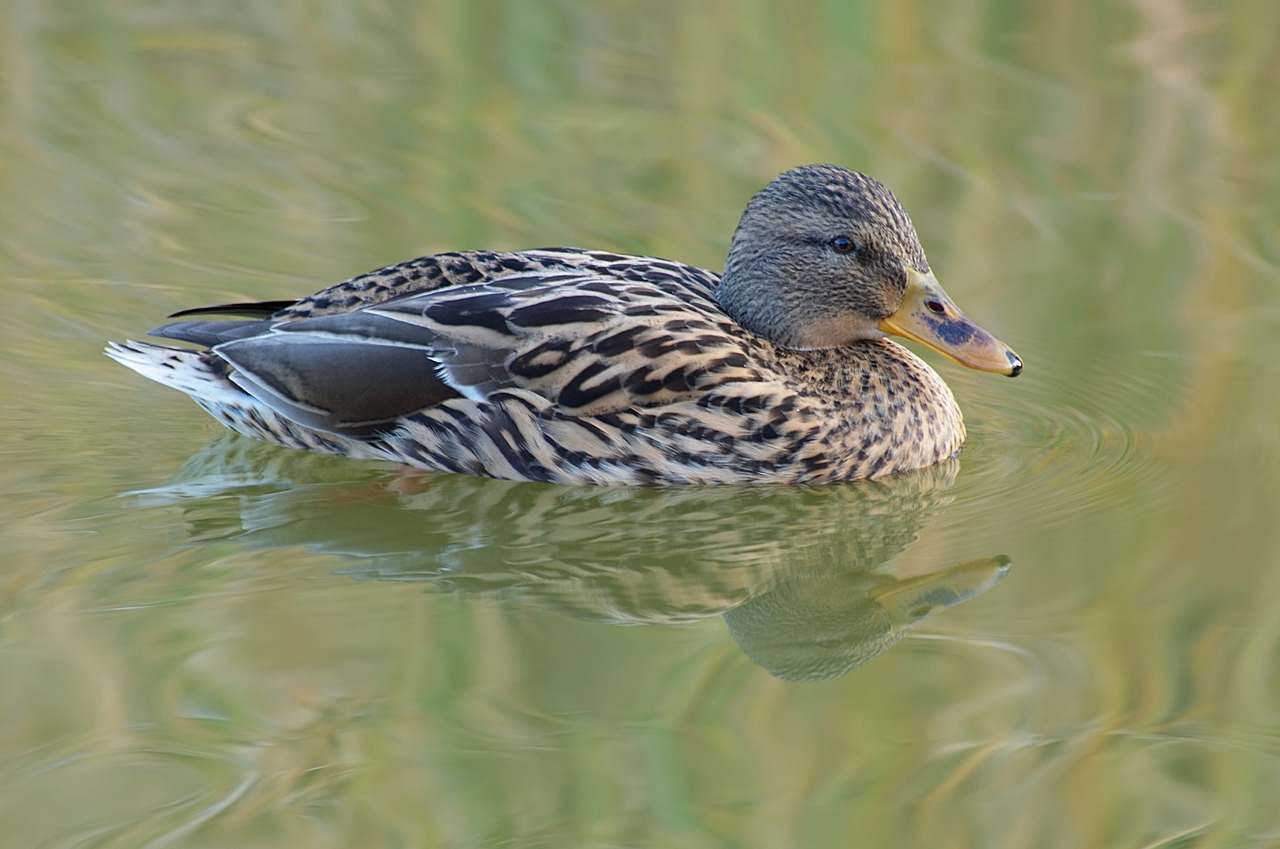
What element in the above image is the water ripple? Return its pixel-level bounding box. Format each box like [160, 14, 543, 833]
[945, 346, 1190, 531]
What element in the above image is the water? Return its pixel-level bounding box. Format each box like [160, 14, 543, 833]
[3, 2, 1279, 846]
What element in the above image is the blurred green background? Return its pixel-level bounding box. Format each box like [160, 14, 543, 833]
[2, 1, 1279, 847]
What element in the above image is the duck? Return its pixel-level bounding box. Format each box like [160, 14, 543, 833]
[107, 164, 1021, 486]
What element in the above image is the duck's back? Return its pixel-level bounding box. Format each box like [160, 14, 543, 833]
[278, 248, 722, 319]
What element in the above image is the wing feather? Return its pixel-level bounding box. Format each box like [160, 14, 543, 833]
[154, 253, 756, 437]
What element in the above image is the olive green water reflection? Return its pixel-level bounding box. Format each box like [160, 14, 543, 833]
[137, 437, 1008, 682]
[3, 1, 1280, 847]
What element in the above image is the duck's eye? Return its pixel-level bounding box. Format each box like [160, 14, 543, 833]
[829, 236, 857, 255]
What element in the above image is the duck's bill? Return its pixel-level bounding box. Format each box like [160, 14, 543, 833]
[869, 555, 1012, 625]
[878, 268, 1022, 376]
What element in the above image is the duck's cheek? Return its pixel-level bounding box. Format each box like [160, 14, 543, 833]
[790, 310, 889, 349]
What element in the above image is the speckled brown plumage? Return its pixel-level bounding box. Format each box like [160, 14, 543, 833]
[108, 165, 1019, 486]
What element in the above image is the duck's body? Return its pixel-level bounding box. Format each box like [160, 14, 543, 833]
[109, 166, 1020, 486]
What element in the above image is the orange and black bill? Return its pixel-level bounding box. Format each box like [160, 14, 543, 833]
[878, 268, 1022, 376]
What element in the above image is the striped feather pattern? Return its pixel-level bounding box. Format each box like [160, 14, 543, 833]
[107, 166, 1006, 486]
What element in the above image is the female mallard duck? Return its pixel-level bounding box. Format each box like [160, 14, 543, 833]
[108, 164, 1021, 485]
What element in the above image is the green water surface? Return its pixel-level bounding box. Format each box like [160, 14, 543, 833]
[2, 2, 1279, 847]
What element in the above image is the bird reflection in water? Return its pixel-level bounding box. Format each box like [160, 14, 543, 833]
[132, 435, 1010, 681]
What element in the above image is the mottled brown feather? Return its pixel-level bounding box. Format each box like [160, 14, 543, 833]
[107, 166, 984, 486]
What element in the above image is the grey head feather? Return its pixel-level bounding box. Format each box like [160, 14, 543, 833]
[716, 164, 930, 349]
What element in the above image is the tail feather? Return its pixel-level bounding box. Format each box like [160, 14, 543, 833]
[105, 340, 238, 400]
[104, 340, 382, 458]
[148, 318, 276, 347]
[167, 300, 297, 319]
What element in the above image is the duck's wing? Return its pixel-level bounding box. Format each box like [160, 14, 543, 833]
[154, 260, 761, 439]
[352, 270, 762, 413]
[275, 248, 676, 319]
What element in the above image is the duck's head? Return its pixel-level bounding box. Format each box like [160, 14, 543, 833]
[717, 164, 1021, 376]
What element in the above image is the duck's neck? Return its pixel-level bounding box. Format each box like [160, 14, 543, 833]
[716, 255, 808, 348]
